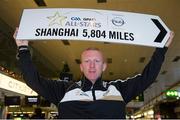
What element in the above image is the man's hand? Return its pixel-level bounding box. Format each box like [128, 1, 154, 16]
[13, 27, 29, 47]
[165, 31, 174, 47]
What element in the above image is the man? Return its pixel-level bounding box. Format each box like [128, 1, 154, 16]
[13, 28, 174, 118]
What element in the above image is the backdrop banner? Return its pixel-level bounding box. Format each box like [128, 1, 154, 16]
[17, 8, 170, 47]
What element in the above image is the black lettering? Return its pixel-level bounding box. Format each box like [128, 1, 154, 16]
[124, 32, 129, 40]
[109, 31, 116, 39]
[116, 31, 119, 39]
[41, 29, 47, 36]
[129, 33, 134, 41]
[34, 28, 79, 37]
[59, 28, 64, 36]
[64, 28, 70, 36]
[119, 32, 124, 40]
[35, 28, 40, 36]
[46, 29, 52, 36]
[52, 28, 58, 36]
[70, 29, 75, 36]
[75, 29, 78, 36]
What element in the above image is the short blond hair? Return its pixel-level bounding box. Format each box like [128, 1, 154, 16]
[84, 47, 100, 51]
[81, 47, 106, 63]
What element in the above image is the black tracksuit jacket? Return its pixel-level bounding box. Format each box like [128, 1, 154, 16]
[18, 47, 167, 119]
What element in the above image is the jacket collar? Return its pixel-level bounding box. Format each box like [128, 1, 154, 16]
[81, 76, 105, 91]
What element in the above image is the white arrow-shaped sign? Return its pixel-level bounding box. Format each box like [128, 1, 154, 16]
[17, 8, 170, 48]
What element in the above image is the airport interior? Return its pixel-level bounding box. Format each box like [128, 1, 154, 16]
[0, 0, 180, 119]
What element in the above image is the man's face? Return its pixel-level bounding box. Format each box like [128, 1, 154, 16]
[80, 50, 107, 83]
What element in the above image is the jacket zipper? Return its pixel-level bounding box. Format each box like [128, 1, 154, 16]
[91, 86, 96, 100]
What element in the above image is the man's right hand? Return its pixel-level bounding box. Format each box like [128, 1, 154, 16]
[164, 31, 174, 47]
[13, 27, 29, 47]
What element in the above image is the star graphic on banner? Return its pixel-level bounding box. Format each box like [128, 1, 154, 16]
[47, 12, 67, 26]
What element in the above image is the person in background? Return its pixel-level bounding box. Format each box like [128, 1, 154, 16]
[31, 107, 44, 119]
[13, 28, 174, 119]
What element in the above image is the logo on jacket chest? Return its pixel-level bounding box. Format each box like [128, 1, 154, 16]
[60, 85, 124, 103]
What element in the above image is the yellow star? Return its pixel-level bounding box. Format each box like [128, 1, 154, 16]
[47, 12, 67, 26]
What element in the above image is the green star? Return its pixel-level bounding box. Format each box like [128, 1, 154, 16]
[47, 12, 67, 26]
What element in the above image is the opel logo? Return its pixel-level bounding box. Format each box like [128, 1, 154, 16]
[112, 17, 125, 26]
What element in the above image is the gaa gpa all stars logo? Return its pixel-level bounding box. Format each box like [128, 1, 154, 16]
[47, 12, 67, 26]
[46, 11, 101, 28]
[35, 11, 78, 37]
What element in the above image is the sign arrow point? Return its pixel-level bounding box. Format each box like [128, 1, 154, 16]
[151, 19, 167, 43]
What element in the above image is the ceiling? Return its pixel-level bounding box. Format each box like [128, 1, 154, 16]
[0, 0, 180, 105]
